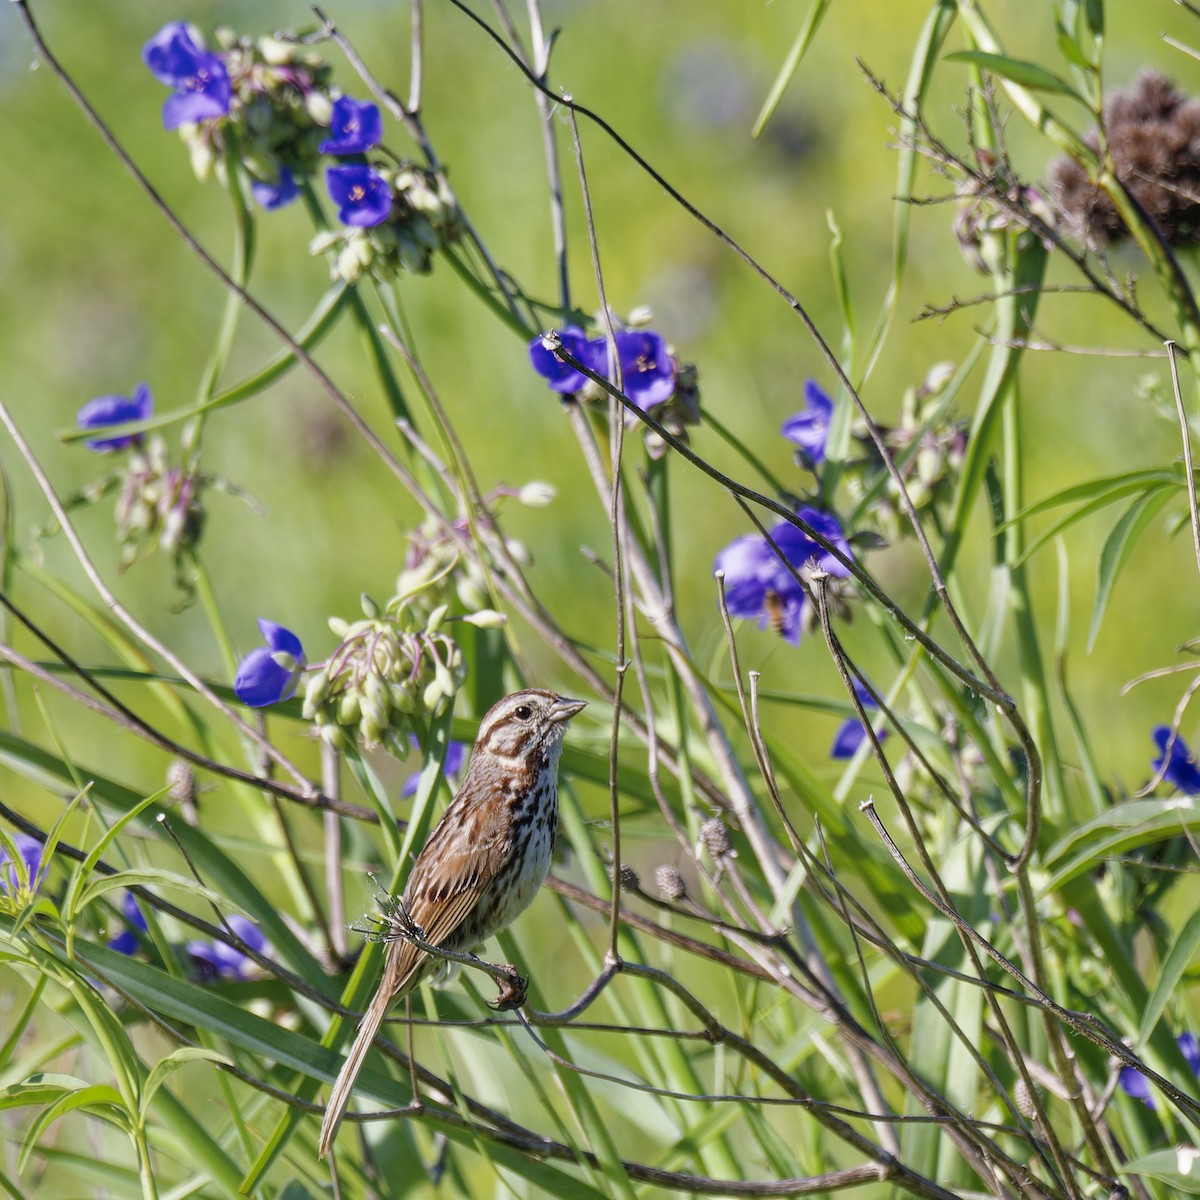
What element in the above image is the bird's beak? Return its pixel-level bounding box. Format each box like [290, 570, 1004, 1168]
[548, 695, 587, 723]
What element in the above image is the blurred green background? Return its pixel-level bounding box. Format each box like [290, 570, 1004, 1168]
[0, 0, 1196, 831]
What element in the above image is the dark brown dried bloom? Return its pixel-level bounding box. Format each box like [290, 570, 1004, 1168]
[1051, 71, 1200, 246]
[655, 865, 687, 902]
[618, 863, 640, 892]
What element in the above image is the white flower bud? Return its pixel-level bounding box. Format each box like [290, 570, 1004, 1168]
[461, 609, 507, 628]
[305, 90, 334, 126]
[517, 482, 556, 507]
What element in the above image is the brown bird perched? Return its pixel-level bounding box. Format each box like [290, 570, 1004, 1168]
[318, 688, 586, 1157]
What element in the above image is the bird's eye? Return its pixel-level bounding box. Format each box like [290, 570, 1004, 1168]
[515, 704, 533, 720]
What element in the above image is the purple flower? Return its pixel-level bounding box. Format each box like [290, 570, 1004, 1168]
[234, 620, 306, 707]
[831, 680, 889, 759]
[401, 739, 469, 798]
[713, 508, 853, 645]
[0, 834, 44, 895]
[1151, 727, 1200, 793]
[76, 383, 153, 451]
[320, 96, 383, 155]
[529, 327, 602, 394]
[325, 165, 392, 227]
[142, 22, 231, 131]
[606, 330, 677, 410]
[250, 167, 300, 211]
[109, 891, 148, 956]
[186, 915, 267, 982]
[1120, 1032, 1200, 1107]
[781, 380, 833, 466]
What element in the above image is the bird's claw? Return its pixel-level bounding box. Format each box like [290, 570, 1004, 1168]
[488, 964, 527, 1010]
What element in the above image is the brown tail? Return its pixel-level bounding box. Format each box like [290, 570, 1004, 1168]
[318, 947, 423, 1158]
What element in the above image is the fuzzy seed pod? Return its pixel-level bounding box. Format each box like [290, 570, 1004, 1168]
[655, 865, 687, 902]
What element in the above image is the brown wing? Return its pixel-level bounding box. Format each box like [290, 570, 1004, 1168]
[385, 790, 511, 995]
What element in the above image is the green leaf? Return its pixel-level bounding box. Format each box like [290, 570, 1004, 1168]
[56, 283, 349, 444]
[1121, 1147, 1200, 1193]
[1087, 487, 1174, 650]
[18, 1084, 130, 1173]
[945, 49, 1082, 97]
[751, 0, 832, 137]
[71, 939, 610, 1200]
[141, 1047, 232, 1118]
[1137, 908, 1200, 1052]
[0, 1075, 90, 1112]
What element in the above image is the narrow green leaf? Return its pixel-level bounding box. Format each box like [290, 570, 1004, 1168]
[1121, 1147, 1200, 1194]
[1137, 908, 1200, 1052]
[141, 1047, 232, 1118]
[79, 870, 248, 923]
[56, 284, 349, 444]
[1087, 487, 1174, 650]
[751, 0, 832, 137]
[18, 1084, 130, 1173]
[945, 49, 1082, 97]
[0, 1075, 89, 1112]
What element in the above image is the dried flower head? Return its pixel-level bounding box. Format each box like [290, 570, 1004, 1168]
[655, 865, 688, 902]
[1052, 71, 1200, 246]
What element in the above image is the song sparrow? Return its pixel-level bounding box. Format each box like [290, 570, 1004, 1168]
[318, 688, 586, 1157]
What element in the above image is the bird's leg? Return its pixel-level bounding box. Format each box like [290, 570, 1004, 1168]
[364, 898, 529, 1006]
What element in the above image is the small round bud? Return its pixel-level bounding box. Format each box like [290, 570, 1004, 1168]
[461, 609, 507, 628]
[305, 89, 334, 127]
[618, 864, 640, 891]
[1013, 1079, 1036, 1119]
[700, 818, 732, 860]
[167, 760, 196, 807]
[517, 482, 557, 508]
[655, 865, 687, 902]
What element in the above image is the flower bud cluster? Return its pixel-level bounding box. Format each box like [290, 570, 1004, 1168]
[844, 363, 967, 543]
[302, 591, 467, 753]
[529, 310, 702, 458]
[310, 163, 461, 283]
[395, 483, 552, 615]
[115, 436, 207, 574]
[175, 27, 334, 202]
[953, 154, 1055, 275]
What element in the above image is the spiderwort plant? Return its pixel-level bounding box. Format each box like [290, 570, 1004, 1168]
[76, 384, 153, 451]
[1151, 726, 1200, 793]
[234, 621, 307, 707]
[0, 834, 45, 900]
[402, 739, 469, 797]
[186, 915, 268, 982]
[714, 508, 853, 645]
[831, 680, 889, 759]
[781, 380, 833, 468]
[142, 22, 232, 130]
[108, 892, 148, 956]
[320, 96, 383, 155]
[325, 165, 393, 227]
[1119, 1032, 1200, 1106]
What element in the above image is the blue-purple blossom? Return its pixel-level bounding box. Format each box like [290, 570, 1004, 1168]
[0, 834, 44, 895]
[781, 380, 833, 466]
[142, 22, 232, 131]
[76, 384, 153, 451]
[529, 327, 602, 394]
[401, 739, 469, 798]
[250, 167, 300, 211]
[831, 680, 889, 759]
[1119, 1032, 1200, 1107]
[325, 165, 392, 227]
[109, 891, 148, 956]
[713, 507, 853, 645]
[186, 915, 268, 982]
[234, 620, 306, 707]
[606, 330, 677, 410]
[320, 96, 383, 155]
[1151, 726, 1200, 793]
